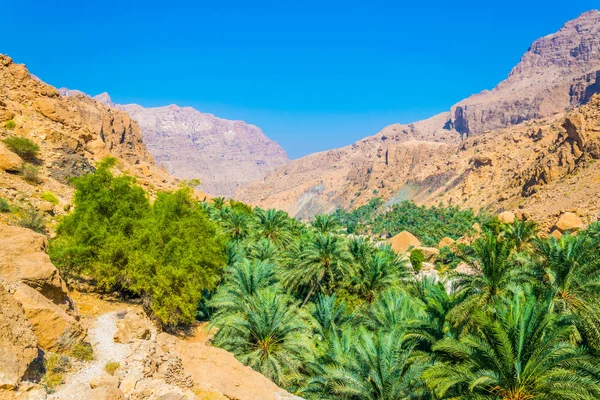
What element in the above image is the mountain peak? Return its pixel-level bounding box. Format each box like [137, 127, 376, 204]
[93, 92, 114, 107]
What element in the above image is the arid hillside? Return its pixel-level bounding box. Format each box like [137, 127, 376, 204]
[237, 10, 600, 225]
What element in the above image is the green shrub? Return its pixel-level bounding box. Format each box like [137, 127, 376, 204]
[50, 158, 226, 328]
[22, 164, 42, 184]
[104, 361, 120, 375]
[17, 205, 46, 233]
[2, 136, 40, 161]
[409, 248, 425, 273]
[0, 197, 9, 213]
[41, 191, 59, 205]
[41, 353, 71, 393]
[4, 120, 16, 129]
[70, 341, 94, 361]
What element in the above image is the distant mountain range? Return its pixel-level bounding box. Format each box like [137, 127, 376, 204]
[58, 90, 289, 197]
[237, 10, 600, 225]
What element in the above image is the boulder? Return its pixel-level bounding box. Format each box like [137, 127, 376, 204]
[414, 246, 440, 262]
[0, 284, 38, 389]
[0, 224, 71, 309]
[114, 310, 152, 344]
[550, 229, 563, 240]
[90, 374, 120, 389]
[498, 211, 516, 224]
[0, 143, 22, 172]
[12, 284, 84, 352]
[455, 262, 478, 276]
[555, 212, 584, 232]
[89, 386, 125, 400]
[438, 237, 455, 249]
[388, 231, 421, 254]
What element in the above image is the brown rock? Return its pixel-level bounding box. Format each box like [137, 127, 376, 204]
[114, 310, 152, 344]
[438, 237, 455, 249]
[455, 262, 478, 275]
[414, 246, 440, 262]
[388, 231, 421, 254]
[0, 224, 71, 308]
[472, 223, 482, 233]
[90, 374, 120, 389]
[498, 211, 516, 224]
[0, 143, 22, 172]
[89, 387, 125, 400]
[555, 212, 584, 232]
[550, 229, 563, 240]
[12, 284, 84, 352]
[0, 284, 38, 389]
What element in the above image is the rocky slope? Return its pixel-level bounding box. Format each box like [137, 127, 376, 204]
[238, 10, 600, 221]
[62, 89, 290, 197]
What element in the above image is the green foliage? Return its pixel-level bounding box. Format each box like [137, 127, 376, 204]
[21, 163, 42, 184]
[70, 341, 94, 361]
[50, 158, 226, 327]
[17, 204, 46, 233]
[104, 361, 120, 375]
[3, 136, 40, 161]
[41, 191, 59, 205]
[41, 353, 71, 393]
[0, 197, 9, 212]
[4, 119, 16, 129]
[334, 199, 479, 245]
[409, 248, 425, 273]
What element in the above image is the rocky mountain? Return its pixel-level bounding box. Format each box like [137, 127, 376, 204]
[61, 90, 290, 197]
[238, 10, 600, 223]
[115, 101, 289, 197]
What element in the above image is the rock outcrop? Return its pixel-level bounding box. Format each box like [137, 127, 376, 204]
[388, 231, 421, 254]
[0, 284, 38, 389]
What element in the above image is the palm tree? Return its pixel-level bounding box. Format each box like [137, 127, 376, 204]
[425, 289, 600, 399]
[283, 233, 352, 306]
[312, 214, 341, 235]
[254, 208, 293, 247]
[353, 251, 409, 303]
[322, 328, 430, 399]
[247, 237, 280, 263]
[211, 288, 313, 386]
[221, 208, 251, 241]
[311, 294, 353, 339]
[404, 277, 462, 353]
[450, 232, 527, 325]
[363, 289, 423, 332]
[532, 234, 600, 350]
[348, 236, 375, 265]
[503, 219, 538, 252]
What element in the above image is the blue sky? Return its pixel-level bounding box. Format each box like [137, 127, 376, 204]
[2, 1, 596, 158]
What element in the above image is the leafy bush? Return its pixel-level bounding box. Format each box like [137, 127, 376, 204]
[0, 197, 9, 212]
[409, 248, 425, 273]
[41, 353, 71, 393]
[50, 158, 226, 328]
[22, 163, 42, 184]
[2, 136, 40, 161]
[70, 341, 94, 361]
[104, 361, 120, 375]
[4, 119, 16, 129]
[17, 205, 46, 233]
[41, 191, 59, 205]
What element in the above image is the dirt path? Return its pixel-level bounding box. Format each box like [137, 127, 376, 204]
[49, 311, 130, 399]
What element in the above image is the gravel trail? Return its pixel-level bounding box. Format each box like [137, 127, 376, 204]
[49, 311, 130, 399]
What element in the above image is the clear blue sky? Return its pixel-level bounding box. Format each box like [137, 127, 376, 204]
[2, 1, 596, 158]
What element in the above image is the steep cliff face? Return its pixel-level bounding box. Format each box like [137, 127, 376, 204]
[238, 10, 600, 219]
[114, 101, 289, 197]
[451, 10, 600, 137]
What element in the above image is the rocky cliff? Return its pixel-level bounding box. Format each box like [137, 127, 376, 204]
[115, 101, 289, 197]
[238, 10, 600, 221]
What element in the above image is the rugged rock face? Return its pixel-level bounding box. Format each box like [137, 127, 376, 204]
[238, 11, 600, 220]
[0, 284, 38, 390]
[451, 10, 600, 137]
[69, 92, 289, 197]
